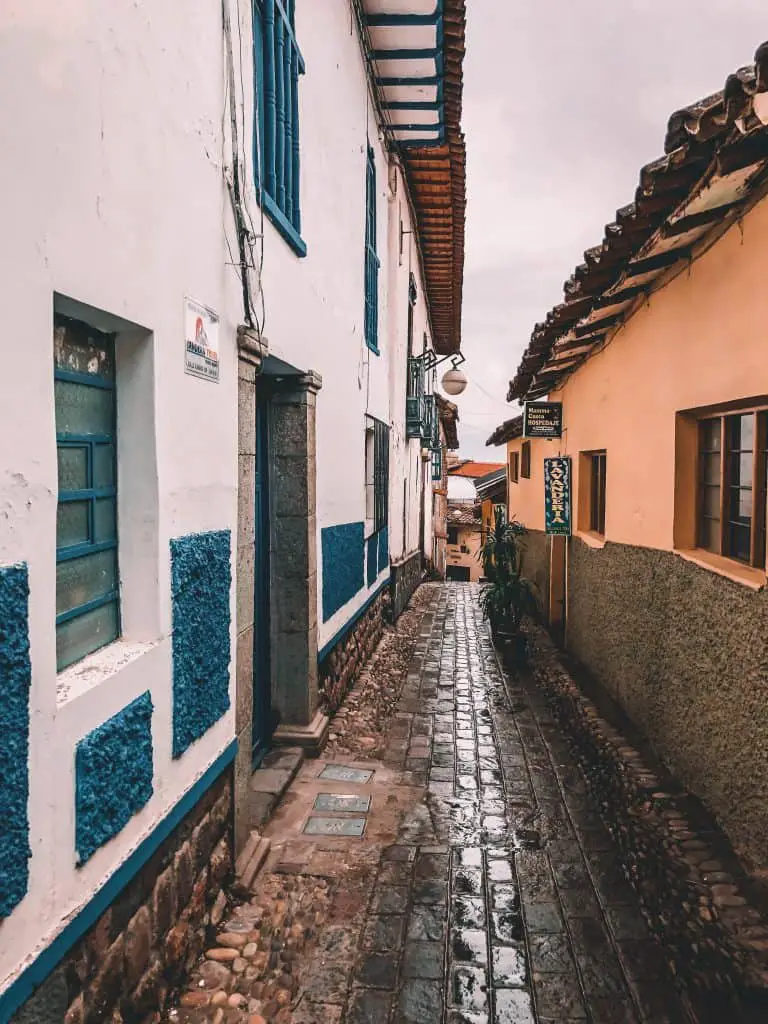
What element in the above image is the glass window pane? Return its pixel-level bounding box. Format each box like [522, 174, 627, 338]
[57, 501, 90, 549]
[54, 322, 115, 380]
[699, 517, 720, 552]
[56, 549, 117, 616]
[730, 487, 753, 522]
[702, 485, 720, 518]
[729, 453, 754, 487]
[701, 418, 721, 451]
[702, 452, 720, 485]
[728, 523, 751, 562]
[54, 380, 114, 437]
[94, 498, 116, 542]
[56, 601, 119, 671]
[57, 446, 88, 492]
[732, 413, 755, 450]
[93, 444, 115, 489]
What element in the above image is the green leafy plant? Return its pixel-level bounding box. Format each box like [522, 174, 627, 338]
[478, 508, 536, 644]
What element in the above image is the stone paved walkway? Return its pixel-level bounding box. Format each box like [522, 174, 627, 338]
[172, 584, 691, 1023]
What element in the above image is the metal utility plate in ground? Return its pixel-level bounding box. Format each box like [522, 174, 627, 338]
[313, 793, 372, 814]
[303, 815, 367, 837]
[319, 764, 374, 784]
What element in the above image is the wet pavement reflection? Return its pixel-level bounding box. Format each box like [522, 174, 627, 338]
[370, 585, 687, 1024]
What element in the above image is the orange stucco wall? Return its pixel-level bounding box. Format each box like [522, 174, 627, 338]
[518, 193, 768, 555]
[446, 525, 482, 581]
[501, 192, 768, 875]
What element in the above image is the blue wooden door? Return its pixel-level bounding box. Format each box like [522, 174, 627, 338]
[252, 398, 272, 766]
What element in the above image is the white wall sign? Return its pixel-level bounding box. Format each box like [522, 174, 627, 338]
[184, 297, 220, 382]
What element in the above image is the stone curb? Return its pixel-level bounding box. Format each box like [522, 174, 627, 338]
[528, 635, 768, 1017]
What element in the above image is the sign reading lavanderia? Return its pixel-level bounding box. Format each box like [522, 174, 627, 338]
[544, 457, 572, 535]
[184, 297, 220, 382]
[524, 401, 563, 438]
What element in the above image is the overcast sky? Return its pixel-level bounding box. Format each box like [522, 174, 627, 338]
[453, 2, 767, 460]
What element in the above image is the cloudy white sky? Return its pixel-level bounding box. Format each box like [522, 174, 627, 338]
[453, 2, 767, 460]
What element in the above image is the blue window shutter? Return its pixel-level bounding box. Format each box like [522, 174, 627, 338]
[364, 144, 379, 353]
[253, 0, 304, 253]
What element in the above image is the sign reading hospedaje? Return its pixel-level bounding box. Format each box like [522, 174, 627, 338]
[524, 401, 562, 438]
[544, 456, 571, 536]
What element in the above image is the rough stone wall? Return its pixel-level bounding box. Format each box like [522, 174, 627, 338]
[390, 551, 422, 623]
[529, 636, 768, 1021]
[520, 529, 549, 619]
[566, 537, 768, 875]
[319, 590, 388, 715]
[14, 771, 232, 1024]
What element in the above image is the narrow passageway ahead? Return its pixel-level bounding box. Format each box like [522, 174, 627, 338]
[173, 584, 688, 1023]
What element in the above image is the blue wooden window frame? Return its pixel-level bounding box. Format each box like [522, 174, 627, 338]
[364, 144, 380, 354]
[54, 318, 120, 671]
[253, 0, 306, 256]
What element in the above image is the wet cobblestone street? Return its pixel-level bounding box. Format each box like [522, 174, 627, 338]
[173, 584, 690, 1023]
[293, 585, 690, 1023]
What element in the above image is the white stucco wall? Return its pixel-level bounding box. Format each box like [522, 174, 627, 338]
[226, 0, 435, 648]
[0, 0, 241, 993]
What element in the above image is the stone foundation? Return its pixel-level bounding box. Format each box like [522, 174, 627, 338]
[14, 769, 233, 1024]
[319, 590, 388, 715]
[389, 550, 422, 623]
[528, 633, 768, 1021]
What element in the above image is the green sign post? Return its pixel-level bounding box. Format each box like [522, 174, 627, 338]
[544, 456, 571, 535]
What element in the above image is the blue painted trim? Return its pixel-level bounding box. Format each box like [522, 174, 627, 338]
[0, 740, 238, 1023]
[376, 74, 440, 86]
[383, 100, 441, 110]
[372, 48, 439, 60]
[366, 12, 439, 27]
[318, 576, 389, 665]
[259, 189, 307, 257]
[56, 538, 117, 564]
[54, 368, 114, 391]
[56, 591, 118, 627]
[390, 123, 442, 132]
[59, 487, 115, 503]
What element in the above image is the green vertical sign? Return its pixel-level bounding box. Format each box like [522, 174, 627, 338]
[544, 457, 571, 536]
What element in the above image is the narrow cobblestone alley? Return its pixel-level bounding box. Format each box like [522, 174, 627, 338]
[172, 585, 688, 1024]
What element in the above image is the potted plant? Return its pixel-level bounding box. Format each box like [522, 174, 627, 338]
[479, 507, 536, 662]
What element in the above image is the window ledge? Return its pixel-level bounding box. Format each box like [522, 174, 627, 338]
[57, 638, 159, 707]
[575, 530, 606, 550]
[674, 548, 766, 591]
[260, 191, 307, 257]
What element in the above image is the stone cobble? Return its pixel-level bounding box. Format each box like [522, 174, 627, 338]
[297, 584, 689, 1023]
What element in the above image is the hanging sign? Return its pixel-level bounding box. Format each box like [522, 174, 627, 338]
[184, 297, 220, 382]
[544, 456, 572, 536]
[524, 401, 563, 438]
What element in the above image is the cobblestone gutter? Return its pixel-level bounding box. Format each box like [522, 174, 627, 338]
[319, 591, 388, 715]
[527, 628, 768, 1021]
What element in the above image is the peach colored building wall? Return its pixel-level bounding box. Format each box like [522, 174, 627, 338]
[446, 525, 482, 581]
[501, 192, 768, 876]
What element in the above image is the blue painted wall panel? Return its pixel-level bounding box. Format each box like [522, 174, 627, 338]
[378, 526, 389, 574]
[366, 534, 377, 587]
[321, 523, 364, 622]
[0, 564, 32, 917]
[75, 692, 154, 864]
[170, 531, 232, 758]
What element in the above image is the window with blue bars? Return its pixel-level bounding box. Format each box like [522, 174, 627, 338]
[54, 316, 120, 671]
[364, 144, 380, 354]
[253, 0, 305, 256]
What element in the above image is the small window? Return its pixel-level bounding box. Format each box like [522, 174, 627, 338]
[589, 451, 607, 535]
[365, 416, 389, 536]
[698, 411, 767, 566]
[54, 316, 120, 671]
[521, 440, 531, 479]
[364, 144, 380, 353]
[253, 0, 305, 254]
[447, 526, 459, 545]
[509, 450, 519, 483]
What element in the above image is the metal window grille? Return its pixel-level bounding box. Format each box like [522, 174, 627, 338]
[373, 418, 390, 532]
[406, 355, 426, 439]
[364, 144, 380, 352]
[54, 315, 120, 671]
[254, 0, 304, 243]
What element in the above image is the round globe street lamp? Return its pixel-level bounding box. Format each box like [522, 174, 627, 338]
[434, 352, 468, 396]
